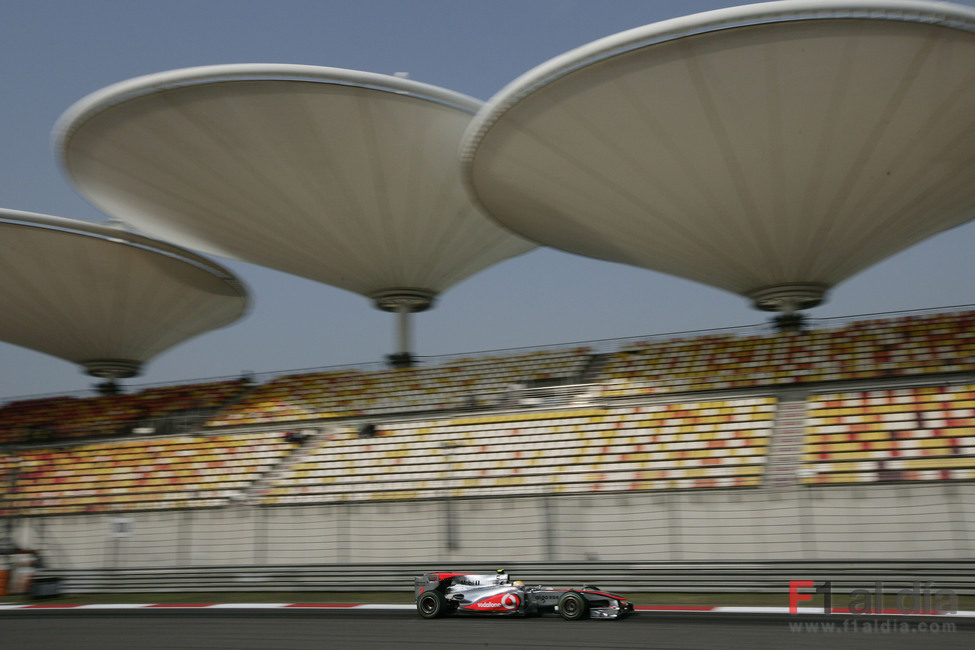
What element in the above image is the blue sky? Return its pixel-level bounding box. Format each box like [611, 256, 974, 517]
[1, 0, 974, 399]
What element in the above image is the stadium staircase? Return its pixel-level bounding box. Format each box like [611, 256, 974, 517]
[577, 353, 609, 383]
[763, 392, 809, 488]
[238, 426, 332, 504]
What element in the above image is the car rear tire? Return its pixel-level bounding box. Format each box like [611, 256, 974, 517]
[417, 590, 448, 618]
[557, 591, 588, 621]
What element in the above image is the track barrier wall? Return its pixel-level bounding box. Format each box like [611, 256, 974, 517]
[28, 560, 975, 596]
[7, 482, 974, 594]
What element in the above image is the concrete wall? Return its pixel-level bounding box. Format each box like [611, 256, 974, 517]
[12, 482, 975, 569]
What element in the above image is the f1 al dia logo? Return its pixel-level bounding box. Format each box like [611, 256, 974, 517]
[789, 581, 958, 615]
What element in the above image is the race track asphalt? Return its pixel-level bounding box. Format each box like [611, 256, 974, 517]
[1, 609, 973, 649]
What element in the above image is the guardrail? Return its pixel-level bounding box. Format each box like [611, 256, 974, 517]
[43, 560, 975, 594]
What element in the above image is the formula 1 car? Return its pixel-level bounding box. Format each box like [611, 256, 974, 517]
[414, 569, 634, 620]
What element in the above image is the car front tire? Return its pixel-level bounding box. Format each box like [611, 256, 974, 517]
[557, 591, 588, 621]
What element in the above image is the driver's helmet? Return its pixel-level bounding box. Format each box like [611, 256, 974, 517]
[512, 580, 524, 589]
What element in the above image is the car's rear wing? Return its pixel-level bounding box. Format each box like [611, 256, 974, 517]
[414, 573, 444, 598]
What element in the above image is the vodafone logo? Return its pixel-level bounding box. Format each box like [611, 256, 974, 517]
[468, 592, 521, 611]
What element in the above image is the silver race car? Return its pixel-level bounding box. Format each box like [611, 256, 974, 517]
[414, 569, 634, 620]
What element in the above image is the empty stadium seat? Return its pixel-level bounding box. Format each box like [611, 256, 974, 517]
[597, 311, 975, 397]
[0, 380, 250, 445]
[260, 397, 776, 504]
[205, 348, 592, 426]
[0, 431, 293, 516]
[801, 384, 975, 485]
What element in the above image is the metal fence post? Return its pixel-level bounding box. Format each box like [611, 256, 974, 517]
[947, 483, 971, 558]
[255, 506, 267, 565]
[799, 486, 816, 558]
[112, 538, 120, 568]
[667, 492, 682, 561]
[178, 510, 191, 565]
[337, 503, 348, 563]
[543, 497, 556, 561]
[445, 498, 458, 552]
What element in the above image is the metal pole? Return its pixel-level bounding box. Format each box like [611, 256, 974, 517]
[667, 493, 682, 561]
[337, 504, 349, 563]
[178, 510, 191, 565]
[946, 483, 970, 557]
[441, 443, 458, 552]
[799, 486, 816, 558]
[255, 507, 267, 565]
[543, 497, 556, 561]
[445, 499, 457, 552]
[396, 304, 410, 356]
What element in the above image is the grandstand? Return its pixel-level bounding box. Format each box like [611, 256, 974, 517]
[802, 384, 975, 485]
[1, 432, 294, 517]
[206, 348, 591, 427]
[261, 397, 775, 504]
[0, 380, 250, 445]
[599, 310, 975, 396]
[1, 307, 974, 569]
[0, 309, 972, 512]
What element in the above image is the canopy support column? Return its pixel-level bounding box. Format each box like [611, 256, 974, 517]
[747, 283, 827, 333]
[370, 288, 436, 368]
[396, 303, 411, 358]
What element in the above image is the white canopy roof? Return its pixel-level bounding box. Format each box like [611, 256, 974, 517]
[0, 210, 247, 378]
[462, 0, 975, 311]
[56, 65, 534, 313]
